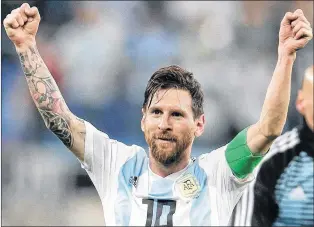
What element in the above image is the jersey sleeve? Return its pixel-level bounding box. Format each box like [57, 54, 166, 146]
[79, 121, 143, 199]
[229, 177, 256, 226]
[198, 135, 259, 225]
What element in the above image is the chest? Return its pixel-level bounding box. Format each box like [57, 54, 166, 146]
[110, 171, 213, 226]
[114, 187, 212, 226]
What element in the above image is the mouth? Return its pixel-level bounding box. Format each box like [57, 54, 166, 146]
[156, 137, 176, 142]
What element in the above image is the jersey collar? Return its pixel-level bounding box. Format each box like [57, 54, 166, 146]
[148, 159, 193, 181]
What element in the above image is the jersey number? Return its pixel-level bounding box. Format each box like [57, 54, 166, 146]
[142, 199, 177, 226]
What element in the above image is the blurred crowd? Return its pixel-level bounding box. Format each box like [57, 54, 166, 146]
[1, 1, 313, 225]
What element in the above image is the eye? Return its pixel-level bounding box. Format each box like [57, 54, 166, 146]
[172, 112, 183, 117]
[151, 109, 162, 115]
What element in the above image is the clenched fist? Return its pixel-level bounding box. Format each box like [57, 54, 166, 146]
[3, 3, 41, 48]
[279, 9, 312, 57]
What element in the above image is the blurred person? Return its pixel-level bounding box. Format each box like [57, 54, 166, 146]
[231, 66, 314, 226]
[124, 1, 180, 105]
[52, 1, 125, 107]
[51, 1, 128, 139]
[3, 3, 312, 226]
[2, 35, 64, 142]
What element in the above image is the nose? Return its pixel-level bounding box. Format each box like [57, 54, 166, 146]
[158, 115, 172, 131]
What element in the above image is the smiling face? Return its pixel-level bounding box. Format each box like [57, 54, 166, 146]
[141, 88, 205, 167]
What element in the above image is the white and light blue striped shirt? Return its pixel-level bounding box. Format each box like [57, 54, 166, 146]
[81, 121, 254, 226]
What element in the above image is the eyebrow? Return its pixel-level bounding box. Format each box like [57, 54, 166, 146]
[148, 105, 188, 114]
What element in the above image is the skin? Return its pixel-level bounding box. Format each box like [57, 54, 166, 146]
[141, 89, 205, 177]
[296, 66, 314, 130]
[3, 3, 86, 161]
[3, 3, 313, 178]
[246, 9, 312, 155]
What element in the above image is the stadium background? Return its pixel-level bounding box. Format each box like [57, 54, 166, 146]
[1, 1, 313, 225]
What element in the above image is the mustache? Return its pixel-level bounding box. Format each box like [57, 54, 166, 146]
[153, 133, 177, 142]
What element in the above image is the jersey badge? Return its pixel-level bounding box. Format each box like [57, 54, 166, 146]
[176, 173, 200, 199]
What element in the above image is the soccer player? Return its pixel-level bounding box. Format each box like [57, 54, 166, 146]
[3, 3, 313, 226]
[231, 65, 314, 226]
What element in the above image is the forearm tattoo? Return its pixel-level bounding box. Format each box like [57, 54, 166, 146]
[39, 109, 72, 147]
[18, 46, 74, 148]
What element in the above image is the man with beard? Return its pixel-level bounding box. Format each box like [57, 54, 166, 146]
[3, 3, 313, 226]
[231, 65, 314, 227]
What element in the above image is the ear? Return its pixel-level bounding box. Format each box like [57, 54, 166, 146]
[296, 90, 304, 115]
[141, 108, 146, 132]
[194, 114, 205, 137]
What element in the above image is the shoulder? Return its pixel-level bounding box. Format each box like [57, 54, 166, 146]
[118, 147, 149, 189]
[197, 145, 228, 164]
[196, 145, 230, 175]
[120, 146, 148, 171]
[85, 120, 146, 154]
[84, 120, 147, 170]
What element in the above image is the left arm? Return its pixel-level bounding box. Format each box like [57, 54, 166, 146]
[247, 9, 312, 155]
[247, 52, 294, 154]
[225, 10, 312, 179]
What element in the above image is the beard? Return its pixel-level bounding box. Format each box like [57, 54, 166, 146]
[145, 130, 194, 167]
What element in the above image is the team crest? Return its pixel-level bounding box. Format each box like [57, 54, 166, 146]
[176, 173, 200, 199]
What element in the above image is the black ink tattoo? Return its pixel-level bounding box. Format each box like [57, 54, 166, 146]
[18, 46, 76, 149]
[19, 49, 42, 78]
[39, 109, 73, 148]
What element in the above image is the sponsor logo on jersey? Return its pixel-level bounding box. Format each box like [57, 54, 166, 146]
[129, 176, 138, 188]
[177, 173, 200, 199]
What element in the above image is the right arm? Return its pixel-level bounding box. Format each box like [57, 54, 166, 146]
[3, 4, 148, 208]
[17, 44, 86, 161]
[3, 3, 85, 161]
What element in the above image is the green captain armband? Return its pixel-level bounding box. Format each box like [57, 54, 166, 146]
[225, 127, 264, 179]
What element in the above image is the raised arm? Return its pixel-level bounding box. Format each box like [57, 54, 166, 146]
[247, 9, 312, 154]
[3, 3, 85, 161]
[225, 10, 312, 180]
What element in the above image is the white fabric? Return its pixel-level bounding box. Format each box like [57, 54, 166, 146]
[80, 121, 253, 226]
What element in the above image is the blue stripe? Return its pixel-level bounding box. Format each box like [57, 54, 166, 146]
[189, 161, 211, 226]
[149, 178, 174, 199]
[114, 149, 148, 225]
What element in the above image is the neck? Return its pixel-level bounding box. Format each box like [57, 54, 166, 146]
[149, 152, 190, 178]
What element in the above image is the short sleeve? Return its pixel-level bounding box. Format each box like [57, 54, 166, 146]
[198, 146, 255, 225]
[199, 146, 254, 187]
[79, 121, 144, 199]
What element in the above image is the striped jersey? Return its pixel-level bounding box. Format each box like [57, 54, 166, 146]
[231, 123, 314, 226]
[80, 121, 255, 226]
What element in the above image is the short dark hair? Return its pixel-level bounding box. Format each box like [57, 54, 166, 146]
[142, 65, 204, 118]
